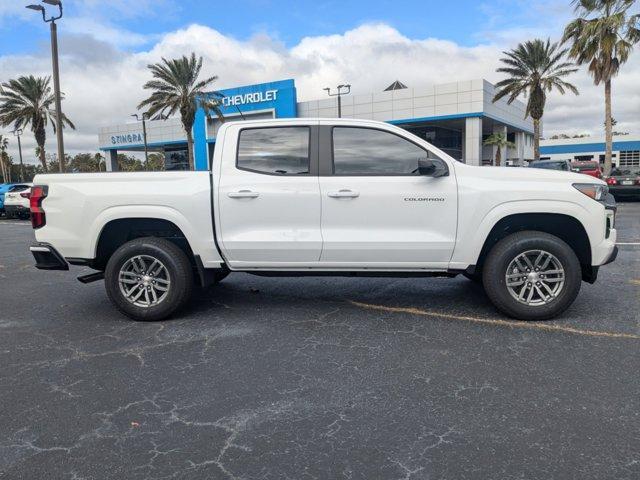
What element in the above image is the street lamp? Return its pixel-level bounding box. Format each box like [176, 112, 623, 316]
[11, 129, 25, 182]
[131, 113, 150, 168]
[26, 0, 66, 173]
[323, 84, 351, 118]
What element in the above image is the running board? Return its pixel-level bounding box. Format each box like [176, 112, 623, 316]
[77, 272, 105, 284]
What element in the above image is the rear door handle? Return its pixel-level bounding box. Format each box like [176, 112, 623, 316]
[328, 189, 360, 198]
[228, 190, 259, 199]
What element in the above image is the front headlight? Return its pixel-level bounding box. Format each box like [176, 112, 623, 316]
[573, 183, 609, 201]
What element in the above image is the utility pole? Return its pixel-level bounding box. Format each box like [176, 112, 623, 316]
[12, 129, 26, 182]
[323, 84, 351, 118]
[27, 0, 66, 172]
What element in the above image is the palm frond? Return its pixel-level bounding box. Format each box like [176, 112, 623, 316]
[492, 38, 578, 118]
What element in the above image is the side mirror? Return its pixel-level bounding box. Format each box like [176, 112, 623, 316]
[418, 158, 449, 177]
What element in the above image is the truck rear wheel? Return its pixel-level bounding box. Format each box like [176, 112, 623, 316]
[104, 237, 193, 321]
[482, 231, 582, 321]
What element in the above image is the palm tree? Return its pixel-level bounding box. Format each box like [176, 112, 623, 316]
[483, 133, 516, 166]
[0, 76, 75, 173]
[0, 135, 9, 182]
[138, 53, 224, 171]
[493, 39, 579, 161]
[562, 0, 640, 176]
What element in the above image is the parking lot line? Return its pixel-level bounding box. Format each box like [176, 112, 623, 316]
[617, 242, 640, 245]
[350, 301, 640, 340]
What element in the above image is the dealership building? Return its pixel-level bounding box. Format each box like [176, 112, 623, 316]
[99, 78, 536, 171]
[540, 135, 640, 170]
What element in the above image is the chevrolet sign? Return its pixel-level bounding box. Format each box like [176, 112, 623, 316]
[222, 89, 278, 107]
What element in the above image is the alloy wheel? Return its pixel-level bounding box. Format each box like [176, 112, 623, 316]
[505, 249, 565, 306]
[118, 255, 171, 308]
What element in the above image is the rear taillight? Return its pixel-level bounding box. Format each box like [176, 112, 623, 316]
[20, 192, 31, 199]
[30, 185, 48, 229]
[636, 178, 640, 185]
[606, 177, 617, 186]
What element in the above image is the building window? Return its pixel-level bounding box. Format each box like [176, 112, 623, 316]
[599, 154, 617, 163]
[619, 150, 640, 167]
[402, 125, 462, 160]
[237, 127, 310, 175]
[574, 155, 594, 162]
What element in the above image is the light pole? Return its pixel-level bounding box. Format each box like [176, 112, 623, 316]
[132, 113, 150, 168]
[26, 0, 65, 173]
[12, 129, 25, 182]
[323, 84, 351, 118]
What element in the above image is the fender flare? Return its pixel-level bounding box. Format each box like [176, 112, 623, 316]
[452, 200, 593, 267]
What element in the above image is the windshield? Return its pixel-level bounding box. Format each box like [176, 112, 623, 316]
[529, 161, 568, 170]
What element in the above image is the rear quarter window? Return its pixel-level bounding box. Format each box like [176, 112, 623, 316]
[237, 127, 310, 175]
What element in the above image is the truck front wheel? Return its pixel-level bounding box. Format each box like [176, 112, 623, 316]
[104, 237, 193, 321]
[482, 231, 582, 321]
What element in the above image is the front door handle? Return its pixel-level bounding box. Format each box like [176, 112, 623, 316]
[228, 190, 259, 199]
[328, 189, 360, 198]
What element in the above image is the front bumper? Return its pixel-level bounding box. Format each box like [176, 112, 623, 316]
[30, 243, 69, 271]
[602, 245, 618, 265]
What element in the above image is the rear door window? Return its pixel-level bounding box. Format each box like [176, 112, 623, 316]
[237, 127, 310, 175]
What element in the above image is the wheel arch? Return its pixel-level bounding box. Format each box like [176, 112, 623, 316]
[472, 212, 592, 281]
[93, 217, 195, 271]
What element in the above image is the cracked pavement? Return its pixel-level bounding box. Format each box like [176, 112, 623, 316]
[1, 202, 639, 479]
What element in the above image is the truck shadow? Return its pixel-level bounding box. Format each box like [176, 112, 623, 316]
[186, 273, 494, 318]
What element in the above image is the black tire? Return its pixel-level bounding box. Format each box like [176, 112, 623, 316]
[482, 231, 582, 321]
[105, 237, 193, 321]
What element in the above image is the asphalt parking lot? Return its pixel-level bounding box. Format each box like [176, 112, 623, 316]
[1, 203, 639, 480]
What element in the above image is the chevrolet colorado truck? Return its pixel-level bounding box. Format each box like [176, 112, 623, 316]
[29, 118, 618, 321]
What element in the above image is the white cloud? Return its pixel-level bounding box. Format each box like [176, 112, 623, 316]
[1, 22, 639, 164]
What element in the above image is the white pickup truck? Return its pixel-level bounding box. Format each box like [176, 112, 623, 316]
[29, 118, 618, 321]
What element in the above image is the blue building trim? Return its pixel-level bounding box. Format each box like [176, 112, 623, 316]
[389, 112, 535, 135]
[389, 112, 483, 124]
[101, 140, 187, 151]
[541, 140, 640, 155]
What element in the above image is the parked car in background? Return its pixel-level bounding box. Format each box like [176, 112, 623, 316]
[606, 168, 640, 199]
[528, 159, 571, 171]
[1, 183, 31, 216]
[4, 183, 32, 219]
[571, 161, 603, 179]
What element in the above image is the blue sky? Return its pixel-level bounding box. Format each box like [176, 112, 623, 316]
[0, 0, 568, 56]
